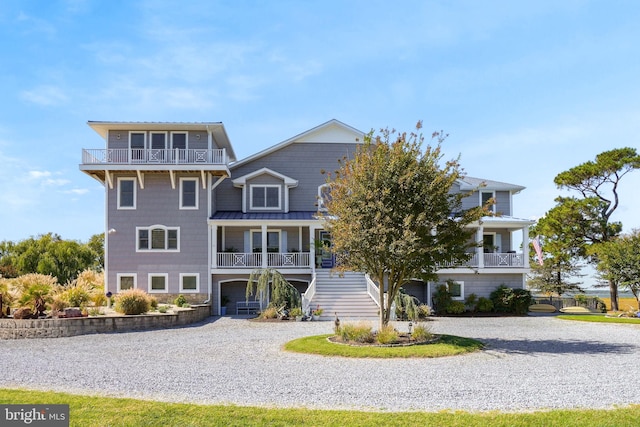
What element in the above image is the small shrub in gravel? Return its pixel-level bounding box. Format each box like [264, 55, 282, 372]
[114, 289, 150, 315]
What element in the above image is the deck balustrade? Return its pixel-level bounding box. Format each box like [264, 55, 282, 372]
[82, 148, 227, 165]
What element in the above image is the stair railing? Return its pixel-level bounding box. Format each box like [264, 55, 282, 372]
[302, 273, 317, 314]
[365, 274, 381, 308]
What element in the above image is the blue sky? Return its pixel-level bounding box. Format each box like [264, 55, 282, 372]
[1, 0, 639, 255]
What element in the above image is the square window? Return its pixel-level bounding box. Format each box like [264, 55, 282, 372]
[447, 281, 464, 301]
[180, 274, 199, 292]
[149, 274, 168, 293]
[118, 274, 136, 292]
[250, 185, 280, 209]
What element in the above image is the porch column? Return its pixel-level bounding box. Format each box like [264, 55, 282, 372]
[211, 224, 218, 269]
[261, 224, 268, 268]
[476, 225, 484, 269]
[522, 226, 530, 268]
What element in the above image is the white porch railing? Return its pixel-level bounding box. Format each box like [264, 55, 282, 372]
[82, 148, 228, 165]
[438, 252, 524, 268]
[216, 252, 311, 269]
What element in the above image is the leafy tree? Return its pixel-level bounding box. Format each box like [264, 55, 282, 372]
[528, 215, 585, 299]
[322, 122, 485, 328]
[595, 230, 640, 310]
[245, 268, 301, 311]
[550, 148, 640, 311]
[0, 233, 102, 284]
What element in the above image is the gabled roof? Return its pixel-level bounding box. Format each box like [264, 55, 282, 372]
[231, 119, 364, 169]
[457, 176, 525, 193]
[232, 167, 298, 187]
[87, 121, 236, 161]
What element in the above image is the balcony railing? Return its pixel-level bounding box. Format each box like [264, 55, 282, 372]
[82, 148, 228, 165]
[439, 252, 525, 269]
[216, 252, 311, 269]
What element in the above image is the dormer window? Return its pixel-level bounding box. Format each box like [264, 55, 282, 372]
[250, 185, 280, 210]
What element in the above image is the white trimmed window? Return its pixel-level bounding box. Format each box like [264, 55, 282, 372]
[250, 185, 280, 210]
[137, 226, 179, 252]
[117, 177, 136, 209]
[129, 131, 146, 161]
[180, 178, 198, 209]
[447, 281, 464, 301]
[481, 191, 495, 213]
[251, 230, 281, 253]
[148, 273, 168, 293]
[317, 183, 331, 212]
[180, 273, 199, 293]
[117, 274, 137, 292]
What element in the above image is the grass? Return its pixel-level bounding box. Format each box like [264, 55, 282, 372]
[283, 334, 483, 358]
[558, 314, 640, 324]
[600, 297, 638, 311]
[1, 388, 640, 426]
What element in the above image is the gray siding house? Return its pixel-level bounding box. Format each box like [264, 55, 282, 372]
[80, 119, 533, 318]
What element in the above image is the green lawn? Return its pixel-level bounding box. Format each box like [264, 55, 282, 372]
[283, 334, 483, 358]
[1, 389, 639, 427]
[557, 314, 640, 324]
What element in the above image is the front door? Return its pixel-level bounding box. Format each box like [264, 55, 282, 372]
[319, 231, 334, 268]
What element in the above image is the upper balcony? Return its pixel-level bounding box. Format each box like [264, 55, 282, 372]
[80, 148, 231, 182]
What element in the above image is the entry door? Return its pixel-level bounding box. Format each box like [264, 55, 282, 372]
[319, 231, 334, 268]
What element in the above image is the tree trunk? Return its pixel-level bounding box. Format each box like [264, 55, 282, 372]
[609, 279, 618, 312]
[379, 282, 387, 330]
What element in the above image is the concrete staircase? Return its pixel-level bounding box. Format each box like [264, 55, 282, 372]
[310, 270, 380, 320]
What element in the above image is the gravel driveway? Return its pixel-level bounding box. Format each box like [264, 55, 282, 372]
[1, 315, 639, 412]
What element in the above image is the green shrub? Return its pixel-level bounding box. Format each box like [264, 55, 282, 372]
[477, 297, 494, 313]
[338, 321, 374, 343]
[114, 289, 150, 315]
[489, 285, 532, 314]
[174, 294, 187, 307]
[446, 301, 466, 314]
[148, 296, 158, 309]
[490, 285, 513, 313]
[376, 325, 399, 344]
[432, 284, 453, 315]
[158, 305, 168, 313]
[411, 323, 433, 342]
[512, 288, 532, 315]
[290, 307, 303, 317]
[417, 304, 432, 318]
[465, 293, 478, 312]
[61, 286, 91, 308]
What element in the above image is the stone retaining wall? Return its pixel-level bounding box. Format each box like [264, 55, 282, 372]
[0, 304, 211, 339]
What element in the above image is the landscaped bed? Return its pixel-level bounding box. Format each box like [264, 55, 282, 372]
[284, 333, 483, 358]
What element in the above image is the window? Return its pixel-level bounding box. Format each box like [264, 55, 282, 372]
[481, 191, 495, 213]
[171, 132, 187, 149]
[148, 273, 168, 293]
[317, 184, 331, 211]
[180, 273, 199, 292]
[250, 185, 280, 209]
[137, 226, 179, 251]
[130, 132, 146, 161]
[180, 178, 198, 209]
[118, 177, 136, 209]
[251, 230, 280, 253]
[447, 281, 464, 301]
[117, 274, 136, 292]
